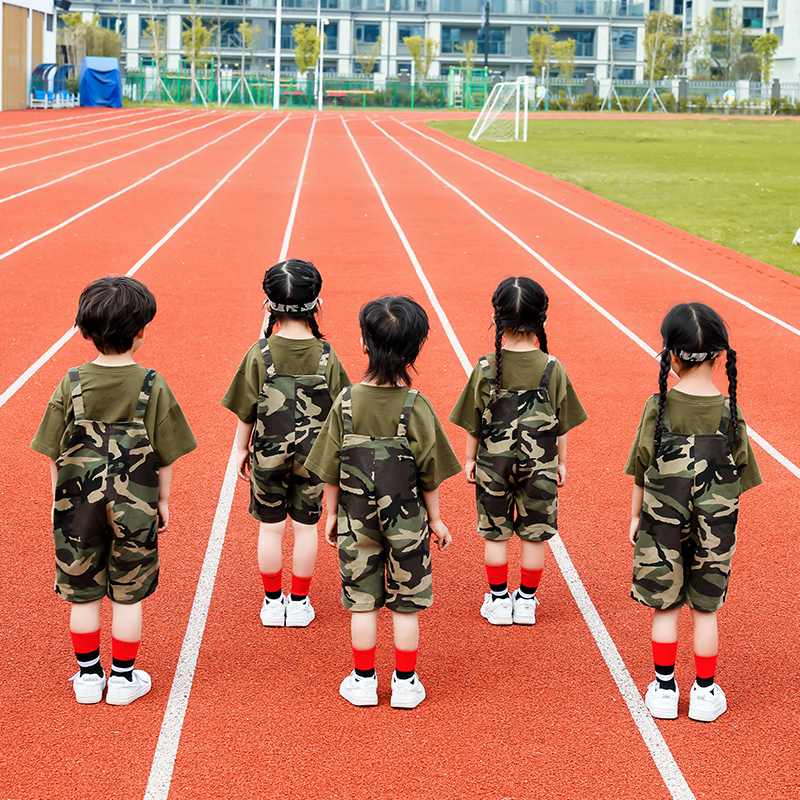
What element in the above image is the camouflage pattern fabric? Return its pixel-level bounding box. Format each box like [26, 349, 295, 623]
[475, 355, 559, 542]
[53, 369, 160, 604]
[337, 388, 432, 613]
[250, 339, 331, 524]
[632, 397, 740, 612]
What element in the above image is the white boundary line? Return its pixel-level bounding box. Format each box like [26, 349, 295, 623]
[143, 115, 317, 800]
[370, 119, 800, 481]
[396, 118, 800, 339]
[0, 109, 122, 133]
[345, 116, 697, 800]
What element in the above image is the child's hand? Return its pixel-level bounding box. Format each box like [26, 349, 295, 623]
[324, 514, 338, 547]
[628, 516, 639, 546]
[429, 519, 452, 551]
[464, 459, 476, 484]
[237, 448, 251, 482]
[158, 501, 169, 532]
[557, 463, 566, 487]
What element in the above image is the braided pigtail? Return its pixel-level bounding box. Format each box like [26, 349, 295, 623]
[653, 349, 671, 451]
[494, 318, 504, 391]
[264, 310, 278, 338]
[725, 347, 741, 446]
[308, 314, 323, 340]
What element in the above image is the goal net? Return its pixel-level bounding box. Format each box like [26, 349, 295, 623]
[468, 79, 530, 143]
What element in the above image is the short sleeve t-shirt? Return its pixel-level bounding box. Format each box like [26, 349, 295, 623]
[31, 362, 197, 467]
[221, 336, 351, 423]
[306, 384, 462, 493]
[624, 389, 762, 492]
[448, 349, 588, 437]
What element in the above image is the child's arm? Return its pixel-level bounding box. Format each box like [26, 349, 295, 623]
[236, 419, 254, 482]
[464, 433, 478, 484]
[49, 458, 58, 524]
[324, 483, 339, 547]
[629, 484, 644, 546]
[557, 433, 568, 487]
[422, 488, 452, 551]
[158, 463, 173, 532]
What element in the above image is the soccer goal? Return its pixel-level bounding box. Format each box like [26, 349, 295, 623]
[468, 79, 530, 143]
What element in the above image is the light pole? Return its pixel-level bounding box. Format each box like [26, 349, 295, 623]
[317, 17, 328, 110]
[272, 0, 282, 110]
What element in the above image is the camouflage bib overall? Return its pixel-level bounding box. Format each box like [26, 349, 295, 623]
[53, 368, 160, 604]
[249, 339, 331, 524]
[337, 387, 432, 613]
[475, 354, 559, 541]
[632, 396, 740, 612]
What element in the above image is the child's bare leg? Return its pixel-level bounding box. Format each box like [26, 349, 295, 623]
[109, 600, 144, 683]
[652, 607, 681, 643]
[339, 610, 380, 706]
[690, 608, 720, 688]
[391, 610, 419, 652]
[649, 607, 681, 696]
[520, 540, 545, 571]
[69, 600, 104, 680]
[484, 539, 511, 596]
[390, 610, 425, 706]
[351, 609, 379, 650]
[258, 520, 286, 575]
[289, 520, 318, 597]
[70, 599, 102, 633]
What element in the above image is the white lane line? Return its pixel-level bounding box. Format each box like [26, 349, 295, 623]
[0, 114, 288, 411]
[396, 118, 800, 339]
[143, 115, 311, 800]
[0, 114, 229, 204]
[371, 119, 800, 481]
[345, 116, 696, 800]
[0, 114, 263, 265]
[0, 109, 121, 133]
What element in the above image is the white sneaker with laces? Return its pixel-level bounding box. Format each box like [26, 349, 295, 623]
[70, 670, 106, 704]
[339, 670, 378, 707]
[260, 594, 286, 627]
[688, 682, 727, 722]
[644, 679, 679, 720]
[480, 593, 513, 625]
[391, 672, 426, 709]
[511, 589, 540, 625]
[106, 669, 152, 706]
[285, 596, 315, 627]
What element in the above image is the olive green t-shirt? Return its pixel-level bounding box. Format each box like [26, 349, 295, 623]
[30, 363, 197, 466]
[448, 350, 588, 437]
[306, 384, 462, 492]
[221, 336, 351, 423]
[624, 389, 762, 492]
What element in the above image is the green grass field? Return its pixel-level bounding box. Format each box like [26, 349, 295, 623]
[430, 116, 800, 276]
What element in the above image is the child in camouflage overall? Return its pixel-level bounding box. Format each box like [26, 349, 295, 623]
[450, 277, 587, 626]
[626, 303, 761, 723]
[306, 296, 460, 709]
[222, 260, 350, 628]
[31, 277, 197, 706]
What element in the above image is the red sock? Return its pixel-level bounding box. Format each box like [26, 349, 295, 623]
[485, 563, 508, 587]
[520, 568, 543, 591]
[111, 637, 141, 662]
[71, 629, 101, 655]
[695, 653, 718, 686]
[652, 640, 678, 668]
[260, 571, 282, 594]
[353, 646, 375, 673]
[291, 574, 312, 599]
[395, 648, 418, 676]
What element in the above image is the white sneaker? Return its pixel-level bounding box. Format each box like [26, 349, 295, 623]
[511, 589, 540, 625]
[69, 670, 106, 704]
[688, 682, 727, 722]
[106, 669, 152, 706]
[480, 593, 513, 625]
[644, 680, 679, 720]
[260, 594, 286, 627]
[391, 672, 426, 709]
[285, 596, 315, 628]
[339, 670, 378, 707]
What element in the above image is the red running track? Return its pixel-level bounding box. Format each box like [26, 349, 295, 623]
[0, 108, 797, 800]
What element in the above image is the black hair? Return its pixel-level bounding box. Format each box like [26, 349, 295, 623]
[75, 276, 157, 355]
[263, 259, 324, 339]
[492, 276, 549, 390]
[359, 296, 429, 387]
[654, 302, 740, 449]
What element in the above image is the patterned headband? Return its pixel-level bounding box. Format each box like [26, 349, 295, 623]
[267, 297, 319, 313]
[672, 349, 718, 363]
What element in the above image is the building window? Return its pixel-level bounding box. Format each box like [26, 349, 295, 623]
[321, 0, 339, 8]
[398, 24, 423, 44]
[672, 1, 683, 14]
[354, 59, 381, 75]
[324, 22, 338, 52]
[46, 13, 54, 32]
[613, 66, 635, 80]
[441, 27, 462, 54]
[742, 7, 764, 29]
[355, 23, 381, 44]
[767, 0, 778, 12]
[141, 16, 166, 36]
[612, 29, 636, 51]
[477, 28, 505, 56]
[555, 29, 594, 58]
[441, 0, 461, 10]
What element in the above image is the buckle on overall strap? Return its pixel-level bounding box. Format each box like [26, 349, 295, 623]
[397, 390, 418, 438]
[258, 338, 276, 378]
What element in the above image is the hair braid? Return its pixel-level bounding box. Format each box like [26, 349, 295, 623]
[725, 347, 741, 446]
[494, 318, 504, 391]
[653, 349, 671, 451]
[307, 314, 323, 340]
[264, 310, 278, 338]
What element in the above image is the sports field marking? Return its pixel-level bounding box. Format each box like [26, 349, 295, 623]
[0, 109, 141, 138]
[0, 110, 201, 176]
[0, 109, 120, 133]
[0, 113, 265, 265]
[396, 119, 800, 339]
[372, 119, 800, 480]
[143, 115, 316, 800]
[0, 114, 231, 204]
[346, 116, 695, 800]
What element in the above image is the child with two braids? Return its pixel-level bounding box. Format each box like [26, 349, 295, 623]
[626, 303, 761, 722]
[450, 277, 587, 625]
[222, 260, 350, 628]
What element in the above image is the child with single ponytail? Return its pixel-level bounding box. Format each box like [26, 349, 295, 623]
[626, 302, 761, 722]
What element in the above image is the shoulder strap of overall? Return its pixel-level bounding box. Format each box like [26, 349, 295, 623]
[397, 389, 419, 438]
[134, 370, 157, 422]
[478, 356, 496, 400]
[538, 355, 556, 391]
[341, 386, 354, 435]
[316, 341, 331, 376]
[717, 397, 732, 435]
[653, 392, 671, 431]
[258, 339, 276, 379]
[68, 368, 85, 421]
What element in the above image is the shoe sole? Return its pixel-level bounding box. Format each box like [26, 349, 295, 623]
[391, 691, 426, 709]
[106, 684, 151, 706]
[646, 703, 678, 720]
[512, 613, 536, 625]
[286, 609, 315, 628]
[75, 692, 104, 704]
[688, 702, 727, 722]
[339, 689, 378, 707]
[481, 609, 512, 625]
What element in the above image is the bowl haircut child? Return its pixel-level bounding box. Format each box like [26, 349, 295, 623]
[263, 259, 324, 339]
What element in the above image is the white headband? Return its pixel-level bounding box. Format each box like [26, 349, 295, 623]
[267, 297, 319, 314]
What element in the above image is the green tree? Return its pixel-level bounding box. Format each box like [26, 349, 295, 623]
[403, 35, 438, 84]
[691, 8, 754, 80]
[59, 13, 122, 66]
[353, 37, 381, 76]
[753, 32, 780, 84]
[454, 39, 478, 74]
[292, 23, 321, 78]
[528, 26, 558, 81]
[182, 0, 213, 103]
[239, 20, 260, 100]
[644, 11, 682, 81]
[552, 38, 575, 105]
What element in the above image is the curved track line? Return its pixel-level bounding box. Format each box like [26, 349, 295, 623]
[144, 116, 317, 800]
[0, 109, 117, 133]
[371, 119, 800, 481]
[346, 116, 695, 800]
[396, 119, 800, 339]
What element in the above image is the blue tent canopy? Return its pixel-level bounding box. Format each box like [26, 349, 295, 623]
[79, 57, 122, 108]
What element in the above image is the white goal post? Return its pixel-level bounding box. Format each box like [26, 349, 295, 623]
[468, 78, 531, 143]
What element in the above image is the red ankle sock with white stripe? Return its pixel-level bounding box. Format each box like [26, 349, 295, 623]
[518, 568, 543, 598]
[486, 563, 509, 599]
[652, 640, 678, 691]
[71, 629, 103, 677]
